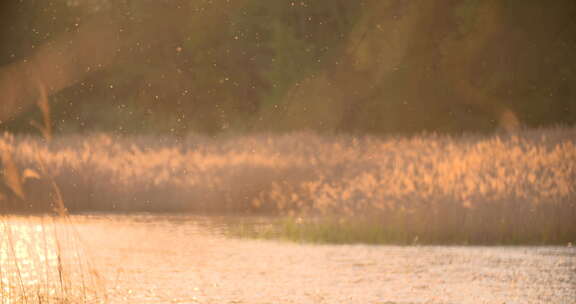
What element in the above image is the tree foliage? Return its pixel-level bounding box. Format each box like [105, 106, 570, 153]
[0, 0, 574, 135]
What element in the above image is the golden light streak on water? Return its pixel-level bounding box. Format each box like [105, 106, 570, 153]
[0, 216, 104, 304]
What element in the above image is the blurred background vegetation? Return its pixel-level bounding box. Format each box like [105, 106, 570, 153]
[0, 0, 575, 136]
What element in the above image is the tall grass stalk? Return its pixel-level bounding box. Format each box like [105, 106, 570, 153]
[1, 82, 104, 303]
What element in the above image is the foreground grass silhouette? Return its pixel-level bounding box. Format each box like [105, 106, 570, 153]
[0, 217, 105, 303]
[0, 89, 105, 303]
[1, 127, 575, 244]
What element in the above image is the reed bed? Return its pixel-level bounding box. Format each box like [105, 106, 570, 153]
[1, 127, 575, 244]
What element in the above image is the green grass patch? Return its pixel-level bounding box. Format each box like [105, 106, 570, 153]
[227, 211, 576, 246]
[228, 216, 430, 245]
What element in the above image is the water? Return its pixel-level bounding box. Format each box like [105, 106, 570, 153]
[2, 215, 575, 304]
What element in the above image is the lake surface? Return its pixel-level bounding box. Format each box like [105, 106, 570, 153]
[2, 214, 575, 304]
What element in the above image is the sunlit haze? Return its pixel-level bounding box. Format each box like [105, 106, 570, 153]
[1, 1, 575, 303]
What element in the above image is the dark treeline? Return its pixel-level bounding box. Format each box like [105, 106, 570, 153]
[0, 0, 575, 135]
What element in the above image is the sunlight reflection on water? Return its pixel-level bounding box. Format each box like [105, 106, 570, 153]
[1, 214, 575, 304]
[0, 216, 104, 304]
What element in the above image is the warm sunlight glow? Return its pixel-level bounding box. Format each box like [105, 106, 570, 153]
[1, 1, 575, 302]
